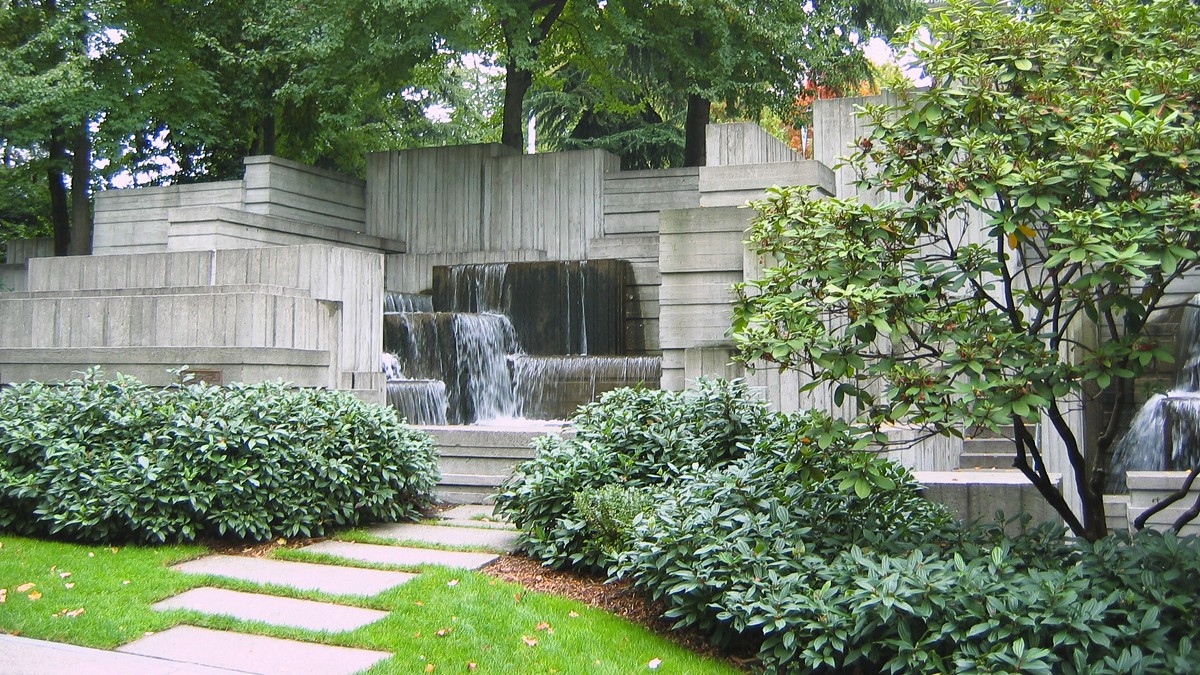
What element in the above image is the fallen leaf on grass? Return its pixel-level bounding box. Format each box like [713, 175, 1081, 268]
[0, 589, 7, 603]
[110, 547, 119, 554]
[52, 607, 85, 619]
[521, 636, 538, 647]
[648, 658, 663, 670]
[59, 572, 71, 579]
[414, 601, 425, 607]
[16, 583, 34, 593]
[567, 611, 579, 618]
[447, 579, 459, 587]
[467, 664, 477, 671]
[425, 664, 435, 673]
[435, 627, 453, 637]
[514, 593, 523, 603]
[535, 622, 553, 634]
[27, 591, 42, 601]
[64, 583, 75, 590]
[87, 552, 95, 558]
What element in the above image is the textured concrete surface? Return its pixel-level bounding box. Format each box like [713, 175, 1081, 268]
[366, 522, 521, 551]
[171, 555, 416, 596]
[118, 626, 391, 675]
[0, 635, 243, 675]
[151, 587, 388, 632]
[299, 541, 499, 570]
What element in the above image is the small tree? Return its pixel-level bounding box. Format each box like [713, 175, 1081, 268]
[731, 0, 1200, 541]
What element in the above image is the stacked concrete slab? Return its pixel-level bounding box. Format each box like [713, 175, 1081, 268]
[0, 245, 384, 399]
[93, 155, 401, 256]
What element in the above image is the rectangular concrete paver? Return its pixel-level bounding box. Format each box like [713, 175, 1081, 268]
[172, 555, 416, 596]
[300, 540, 498, 569]
[0, 635, 244, 675]
[439, 504, 504, 521]
[366, 522, 520, 551]
[118, 626, 391, 675]
[152, 587, 388, 633]
[437, 518, 517, 531]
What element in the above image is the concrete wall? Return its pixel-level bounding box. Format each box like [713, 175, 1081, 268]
[93, 156, 371, 256]
[367, 145, 617, 259]
[0, 245, 383, 398]
[706, 123, 800, 167]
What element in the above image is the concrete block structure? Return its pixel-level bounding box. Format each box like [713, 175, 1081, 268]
[0, 245, 384, 400]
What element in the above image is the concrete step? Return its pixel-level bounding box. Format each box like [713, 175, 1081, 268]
[170, 555, 416, 596]
[964, 425, 1014, 440]
[437, 504, 515, 530]
[151, 587, 388, 633]
[437, 485, 502, 505]
[298, 541, 498, 570]
[958, 452, 1014, 470]
[365, 522, 520, 552]
[118, 626, 391, 675]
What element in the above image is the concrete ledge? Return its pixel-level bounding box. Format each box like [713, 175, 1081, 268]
[698, 161, 835, 195]
[0, 347, 331, 387]
[7, 283, 310, 300]
[914, 470, 1062, 530]
[167, 206, 405, 254]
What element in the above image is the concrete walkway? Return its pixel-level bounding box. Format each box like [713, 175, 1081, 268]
[8, 516, 521, 674]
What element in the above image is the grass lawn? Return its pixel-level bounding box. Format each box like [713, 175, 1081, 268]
[0, 535, 741, 674]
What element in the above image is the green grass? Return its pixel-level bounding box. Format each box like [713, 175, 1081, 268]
[0, 535, 741, 674]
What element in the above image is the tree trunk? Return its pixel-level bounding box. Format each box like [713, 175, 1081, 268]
[683, 94, 710, 167]
[68, 118, 92, 256]
[261, 112, 276, 156]
[501, 67, 533, 151]
[47, 128, 71, 256]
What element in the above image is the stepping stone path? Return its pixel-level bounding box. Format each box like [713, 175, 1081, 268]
[18, 507, 523, 675]
[151, 587, 390, 632]
[300, 540, 500, 570]
[119, 626, 392, 675]
[366, 522, 522, 550]
[172, 555, 417, 596]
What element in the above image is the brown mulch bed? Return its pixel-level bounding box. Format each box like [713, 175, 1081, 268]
[481, 553, 756, 671]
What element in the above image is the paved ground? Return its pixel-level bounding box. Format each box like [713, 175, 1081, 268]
[6, 516, 521, 674]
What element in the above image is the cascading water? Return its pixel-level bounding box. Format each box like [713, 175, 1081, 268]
[512, 355, 661, 419]
[381, 261, 661, 425]
[1108, 293, 1200, 491]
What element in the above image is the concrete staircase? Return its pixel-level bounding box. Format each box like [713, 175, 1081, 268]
[958, 426, 1017, 470]
[425, 426, 556, 503]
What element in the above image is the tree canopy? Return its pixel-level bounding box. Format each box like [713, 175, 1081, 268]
[732, 0, 1200, 540]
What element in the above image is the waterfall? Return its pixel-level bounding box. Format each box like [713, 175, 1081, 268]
[383, 292, 433, 314]
[382, 260, 661, 425]
[1108, 294, 1200, 490]
[386, 381, 448, 425]
[512, 355, 661, 419]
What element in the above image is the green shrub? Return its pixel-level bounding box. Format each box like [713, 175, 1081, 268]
[614, 429, 956, 654]
[573, 484, 654, 556]
[0, 369, 439, 543]
[493, 378, 767, 570]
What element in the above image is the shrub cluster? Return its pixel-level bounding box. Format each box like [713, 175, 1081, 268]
[493, 378, 768, 570]
[499, 379, 1200, 673]
[0, 369, 439, 543]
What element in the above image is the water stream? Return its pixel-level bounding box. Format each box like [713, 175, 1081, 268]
[1108, 293, 1200, 490]
[380, 262, 660, 425]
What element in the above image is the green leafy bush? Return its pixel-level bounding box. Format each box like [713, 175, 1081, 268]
[0, 369, 439, 543]
[573, 484, 654, 557]
[615, 429, 956, 654]
[493, 378, 768, 570]
[729, 527, 1200, 675]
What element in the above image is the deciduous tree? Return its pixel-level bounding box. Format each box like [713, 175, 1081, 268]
[732, 0, 1200, 540]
